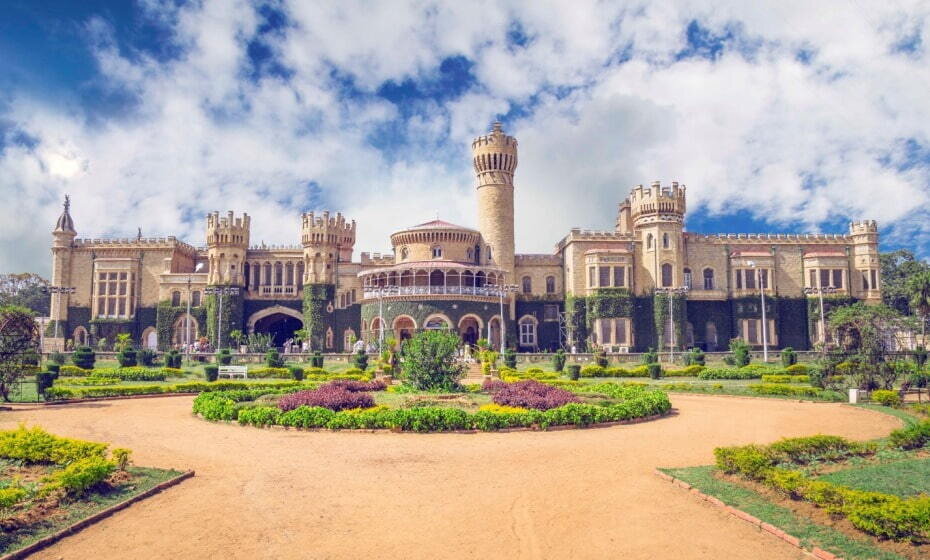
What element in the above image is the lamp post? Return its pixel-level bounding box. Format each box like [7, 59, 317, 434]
[185, 276, 192, 363]
[204, 286, 240, 351]
[804, 286, 837, 355]
[747, 261, 769, 362]
[372, 285, 400, 353]
[45, 286, 75, 351]
[655, 286, 689, 363]
[489, 283, 518, 351]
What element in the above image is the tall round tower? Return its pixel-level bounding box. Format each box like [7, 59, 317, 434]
[205, 211, 250, 285]
[629, 181, 687, 290]
[49, 195, 77, 349]
[472, 122, 517, 281]
[301, 211, 356, 285]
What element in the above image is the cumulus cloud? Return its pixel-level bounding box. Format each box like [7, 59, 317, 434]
[1, 0, 929, 276]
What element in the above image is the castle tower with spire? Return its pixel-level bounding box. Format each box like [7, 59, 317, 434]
[205, 211, 250, 285]
[48, 195, 77, 349]
[473, 122, 517, 282]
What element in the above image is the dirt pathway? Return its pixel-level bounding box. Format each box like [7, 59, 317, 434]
[2, 395, 900, 559]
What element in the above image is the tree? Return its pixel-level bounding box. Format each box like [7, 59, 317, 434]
[881, 250, 930, 315]
[0, 273, 50, 316]
[0, 306, 39, 401]
[829, 303, 916, 390]
[906, 270, 930, 339]
[400, 329, 465, 390]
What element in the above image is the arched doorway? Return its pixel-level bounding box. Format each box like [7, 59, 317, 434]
[141, 327, 158, 350]
[393, 316, 416, 342]
[254, 313, 303, 347]
[458, 315, 482, 346]
[488, 316, 502, 350]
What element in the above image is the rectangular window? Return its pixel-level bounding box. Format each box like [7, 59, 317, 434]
[613, 266, 625, 287]
[810, 269, 817, 288]
[862, 271, 870, 290]
[543, 304, 559, 322]
[820, 269, 830, 289]
[519, 322, 536, 346]
[615, 319, 628, 345]
[683, 271, 692, 290]
[588, 267, 596, 288]
[832, 269, 843, 289]
[870, 270, 878, 291]
[746, 319, 759, 344]
[599, 267, 611, 288]
[760, 269, 768, 289]
[600, 319, 611, 344]
[736, 270, 743, 290]
[745, 270, 756, 290]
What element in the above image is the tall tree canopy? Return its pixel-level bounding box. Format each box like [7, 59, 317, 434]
[881, 250, 930, 315]
[0, 273, 50, 316]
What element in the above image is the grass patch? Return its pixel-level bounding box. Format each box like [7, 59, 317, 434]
[815, 457, 930, 498]
[662, 465, 904, 560]
[0, 466, 184, 555]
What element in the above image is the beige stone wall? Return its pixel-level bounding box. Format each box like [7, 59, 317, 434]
[514, 261, 562, 297]
[391, 230, 481, 264]
[477, 184, 515, 279]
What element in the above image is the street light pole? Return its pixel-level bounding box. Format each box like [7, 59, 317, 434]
[493, 284, 518, 351]
[759, 267, 768, 363]
[655, 286, 689, 363]
[185, 276, 192, 363]
[375, 285, 399, 354]
[804, 286, 836, 357]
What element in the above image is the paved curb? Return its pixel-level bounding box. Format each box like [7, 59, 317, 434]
[201, 409, 675, 434]
[654, 469, 844, 560]
[41, 392, 199, 405]
[0, 469, 195, 560]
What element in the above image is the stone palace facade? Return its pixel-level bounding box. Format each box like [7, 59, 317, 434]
[47, 122, 882, 353]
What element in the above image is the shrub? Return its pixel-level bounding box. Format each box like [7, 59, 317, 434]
[888, 420, 930, 450]
[747, 384, 829, 399]
[60, 365, 91, 377]
[311, 351, 324, 368]
[665, 364, 704, 377]
[277, 384, 375, 412]
[46, 363, 60, 375]
[479, 403, 529, 414]
[327, 380, 386, 392]
[204, 364, 219, 382]
[642, 348, 658, 364]
[71, 346, 95, 369]
[265, 349, 284, 368]
[89, 367, 166, 381]
[248, 367, 291, 379]
[352, 349, 369, 370]
[400, 330, 465, 391]
[594, 350, 608, 367]
[50, 351, 66, 365]
[116, 348, 137, 367]
[698, 368, 761, 380]
[492, 380, 580, 410]
[760, 374, 810, 384]
[785, 363, 809, 375]
[729, 339, 751, 367]
[137, 348, 157, 366]
[289, 365, 304, 381]
[871, 389, 901, 407]
[217, 348, 233, 365]
[580, 364, 605, 378]
[503, 347, 517, 369]
[36, 371, 55, 394]
[780, 347, 798, 367]
[913, 346, 928, 367]
[552, 349, 566, 372]
[648, 363, 662, 379]
[567, 365, 580, 380]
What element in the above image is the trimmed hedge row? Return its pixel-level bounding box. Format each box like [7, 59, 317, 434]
[46, 381, 319, 401]
[715, 435, 929, 541]
[759, 374, 810, 384]
[195, 385, 672, 432]
[747, 383, 841, 400]
[58, 366, 181, 381]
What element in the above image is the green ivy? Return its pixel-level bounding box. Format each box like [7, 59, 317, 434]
[653, 292, 687, 351]
[586, 288, 633, 320]
[302, 284, 334, 351]
[155, 301, 208, 351]
[205, 287, 244, 349]
[564, 295, 588, 351]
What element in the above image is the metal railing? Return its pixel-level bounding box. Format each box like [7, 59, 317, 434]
[362, 285, 501, 298]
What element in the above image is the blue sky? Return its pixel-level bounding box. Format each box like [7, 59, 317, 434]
[1, 1, 929, 276]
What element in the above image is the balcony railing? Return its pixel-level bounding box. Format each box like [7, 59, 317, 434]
[255, 285, 299, 297]
[362, 285, 502, 299]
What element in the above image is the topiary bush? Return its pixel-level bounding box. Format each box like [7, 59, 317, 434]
[684, 348, 705, 366]
[165, 349, 183, 369]
[137, 348, 157, 367]
[217, 348, 233, 365]
[204, 364, 219, 382]
[311, 351, 324, 368]
[780, 347, 798, 367]
[503, 347, 517, 369]
[594, 350, 608, 367]
[729, 339, 751, 367]
[71, 346, 95, 370]
[567, 364, 580, 380]
[580, 364, 605, 377]
[648, 363, 662, 379]
[552, 349, 566, 372]
[288, 365, 304, 381]
[265, 349, 284, 368]
[352, 349, 369, 370]
[50, 351, 66, 365]
[399, 330, 464, 391]
[642, 348, 658, 364]
[116, 348, 137, 367]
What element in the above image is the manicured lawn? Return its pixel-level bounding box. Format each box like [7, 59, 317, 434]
[662, 465, 904, 560]
[816, 457, 930, 498]
[0, 465, 185, 556]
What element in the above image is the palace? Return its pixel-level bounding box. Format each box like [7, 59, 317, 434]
[47, 122, 881, 354]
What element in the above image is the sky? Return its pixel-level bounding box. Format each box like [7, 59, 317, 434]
[1, 0, 929, 277]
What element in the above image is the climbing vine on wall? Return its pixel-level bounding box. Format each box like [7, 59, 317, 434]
[564, 295, 588, 351]
[302, 284, 334, 351]
[585, 288, 633, 320]
[653, 292, 687, 351]
[806, 295, 855, 344]
[205, 288, 244, 349]
[155, 301, 208, 351]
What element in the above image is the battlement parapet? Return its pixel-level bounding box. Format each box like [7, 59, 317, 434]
[360, 252, 396, 265]
[74, 236, 198, 254]
[849, 220, 878, 235]
[206, 211, 250, 247]
[301, 211, 356, 247]
[515, 254, 562, 266]
[628, 181, 686, 224]
[687, 232, 853, 243]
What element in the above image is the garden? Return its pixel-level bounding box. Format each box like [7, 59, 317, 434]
[0, 425, 188, 556]
[659, 403, 930, 560]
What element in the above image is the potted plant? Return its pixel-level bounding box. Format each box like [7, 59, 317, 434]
[229, 329, 245, 353]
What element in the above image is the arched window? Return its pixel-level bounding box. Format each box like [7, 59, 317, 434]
[486, 246, 492, 263]
[703, 268, 715, 290]
[466, 248, 473, 261]
[400, 247, 409, 260]
[191, 291, 201, 307]
[274, 262, 283, 285]
[661, 263, 673, 287]
[646, 233, 654, 250]
[343, 329, 356, 351]
[243, 262, 250, 290]
[431, 246, 442, 259]
[546, 276, 556, 294]
[518, 316, 537, 347]
[522, 276, 532, 294]
[683, 268, 692, 290]
[171, 291, 181, 307]
[662, 233, 670, 249]
[474, 245, 481, 264]
[325, 328, 333, 349]
[706, 321, 718, 351]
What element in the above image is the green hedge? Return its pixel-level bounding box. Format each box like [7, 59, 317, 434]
[698, 368, 763, 380]
[196, 385, 672, 432]
[759, 374, 810, 384]
[45, 380, 319, 401]
[747, 383, 837, 399]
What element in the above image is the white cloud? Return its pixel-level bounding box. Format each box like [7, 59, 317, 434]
[1, 0, 929, 277]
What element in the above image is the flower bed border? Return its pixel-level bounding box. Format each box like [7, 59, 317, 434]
[654, 469, 843, 560]
[198, 409, 677, 434]
[0, 469, 195, 560]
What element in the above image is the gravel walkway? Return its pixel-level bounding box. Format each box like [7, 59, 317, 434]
[1, 395, 900, 559]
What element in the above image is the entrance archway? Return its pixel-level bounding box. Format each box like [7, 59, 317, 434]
[488, 316, 502, 350]
[458, 315, 482, 346]
[254, 313, 303, 347]
[393, 316, 416, 342]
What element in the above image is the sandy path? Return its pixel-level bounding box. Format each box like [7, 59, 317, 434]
[1, 395, 899, 560]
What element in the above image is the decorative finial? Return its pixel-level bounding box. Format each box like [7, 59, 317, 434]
[492, 121, 502, 133]
[137, 227, 142, 240]
[64, 194, 70, 213]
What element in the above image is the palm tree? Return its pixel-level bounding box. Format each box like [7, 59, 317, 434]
[906, 270, 930, 341]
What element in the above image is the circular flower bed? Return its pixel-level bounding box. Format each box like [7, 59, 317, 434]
[192, 380, 672, 433]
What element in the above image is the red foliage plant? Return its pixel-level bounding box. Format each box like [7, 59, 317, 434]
[491, 380, 580, 410]
[277, 384, 375, 412]
[328, 380, 387, 392]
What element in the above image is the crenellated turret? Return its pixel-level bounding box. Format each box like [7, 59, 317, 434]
[849, 220, 881, 302]
[629, 180, 686, 228]
[473, 122, 517, 281]
[301, 211, 356, 284]
[205, 211, 250, 285]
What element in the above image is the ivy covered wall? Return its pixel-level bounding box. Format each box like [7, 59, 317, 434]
[653, 292, 687, 351]
[685, 300, 733, 352]
[205, 288, 244, 349]
[302, 284, 334, 351]
[155, 302, 208, 351]
[515, 300, 562, 351]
